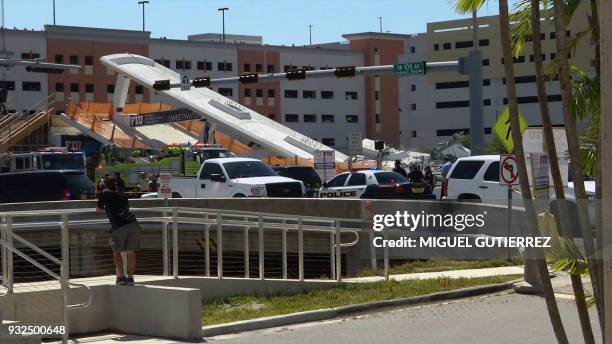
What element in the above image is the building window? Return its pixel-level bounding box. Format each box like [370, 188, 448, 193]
[515, 75, 537, 83]
[321, 114, 335, 123]
[219, 88, 233, 97]
[437, 129, 470, 136]
[243, 63, 250, 72]
[375, 114, 380, 123]
[54, 54, 64, 64]
[443, 42, 451, 50]
[160, 59, 170, 68]
[218, 62, 232, 71]
[483, 79, 491, 86]
[482, 58, 490, 66]
[411, 103, 416, 110]
[550, 53, 556, 60]
[256, 89, 263, 97]
[70, 83, 79, 93]
[484, 99, 491, 106]
[375, 91, 379, 100]
[176, 60, 191, 70]
[513, 55, 526, 63]
[107, 84, 115, 93]
[21, 52, 40, 59]
[55, 82, 64, 92]
[267, 89, 275, 98]
[436, 100, 470, 108]
[84, 56, 93, 65]
[479, 39, 489, 46]
[345, 115, 358, 123]
[283, 65, 296, 72]
[255, 64, 263, 73]
[411, 130, 417, 138]
[321, 91, 334, 99]
[410, 46, 416, 53]
[455, 40, 473, 49]
[135, 85, 143, 94]
[345, 91, 358, 100]
[303, 90, 316, 99]
[434, 44, 439, 51]
[284, 90, 298, 98]
[0, 81, 15, 91]
[304, 114, 317, 123]
[69, 55, 79, 64]
[268, 114, 275, 120]
[322, 138, 335, 146]
[550, 32, 556, 39]
[410, 84, 416, 92]
[267, 64, 275, 73]
[22, 82, 41, 92]
[435, 80, 469, 89]
[244, 88, 251, 97]
[197, 61, 212, 70]
[85, 83, 94, 93]
[285, 114, 299, 122]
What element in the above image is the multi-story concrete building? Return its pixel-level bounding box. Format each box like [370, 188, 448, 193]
[0, 2, 597, 154]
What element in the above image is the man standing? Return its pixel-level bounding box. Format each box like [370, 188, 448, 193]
[392, 159, 408, 177]
[441, 157, 453, 179]
[96, 184, 139, 286]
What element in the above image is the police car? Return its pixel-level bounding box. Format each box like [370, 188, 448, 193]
[318, 170, 435, 200]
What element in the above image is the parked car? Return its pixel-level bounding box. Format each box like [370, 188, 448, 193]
[318, 170, 436, 200]
[272, 166, 322, 197]
[441, 155, 504, 203]
[170, 158, 305, 198]
[0, 170, 94, 203]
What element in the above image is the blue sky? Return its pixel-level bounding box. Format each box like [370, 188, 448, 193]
[4, 0, 514, 45]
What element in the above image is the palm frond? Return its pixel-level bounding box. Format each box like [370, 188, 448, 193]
[453, 0, 487, 14]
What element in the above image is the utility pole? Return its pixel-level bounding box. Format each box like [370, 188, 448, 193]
[138, 0, 149, 32]
[308, 24, 313, 45]
[52, 0, 56, 25]
[467, 9, 484, 155]
[218, 7, 229, 43]
[378, 17, 382, 32]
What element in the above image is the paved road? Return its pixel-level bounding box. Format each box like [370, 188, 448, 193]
[209, 291, 601, 344]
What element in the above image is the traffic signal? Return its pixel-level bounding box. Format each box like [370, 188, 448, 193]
[239, 72, 258, 84]
[153, 79, 171, 90]
[192, 76, 211, 88]
[286, 68, 306, 80]
[334, 66, 356, 78]
[25, 66, 64, 74]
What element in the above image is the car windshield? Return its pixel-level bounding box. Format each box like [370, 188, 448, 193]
[274, 167, 321, 184]
[200, 149, 232, 160]
[40, 154, 85, 171]
[223, 161, 278, 179]
[375, 171, 408, 184]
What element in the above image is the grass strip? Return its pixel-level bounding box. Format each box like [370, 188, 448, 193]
[355, 258, 523, 277]
[203, 274, 521, 325]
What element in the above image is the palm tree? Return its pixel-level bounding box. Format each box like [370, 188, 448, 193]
[528, 1, 594, 342]
[552, 0, 605, 329]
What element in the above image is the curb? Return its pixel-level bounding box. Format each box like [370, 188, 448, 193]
[202, 281, 513, 337]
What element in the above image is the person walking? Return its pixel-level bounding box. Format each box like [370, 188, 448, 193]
[441, 157, 453, 179]
[392, 159, 408, 178]
[96, 183, 140, 286]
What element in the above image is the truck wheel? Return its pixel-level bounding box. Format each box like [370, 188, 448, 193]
[458, 194, 482, 203]
[233, 193, 246, 197]
[171, 192, 183, 198]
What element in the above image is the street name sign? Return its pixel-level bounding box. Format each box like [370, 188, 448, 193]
[393, 61, 426, 76]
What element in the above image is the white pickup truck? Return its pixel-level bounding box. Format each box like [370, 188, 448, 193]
[170, 157, 305, 198]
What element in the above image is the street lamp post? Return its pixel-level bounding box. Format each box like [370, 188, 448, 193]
[138, 1, 149, 32]
[218, 7, 229, 43]
[378, 17, 382, 32]
[308, 24, 313, 45]
[52, 0, 56, 25]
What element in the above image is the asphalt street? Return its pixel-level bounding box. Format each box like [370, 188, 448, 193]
[209, 291, 602, 344]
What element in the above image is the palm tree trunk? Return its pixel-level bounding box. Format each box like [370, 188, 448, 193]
[530, 1, 595, 342]
[552, 0, 605, 329]
[499, 1, 569, 343]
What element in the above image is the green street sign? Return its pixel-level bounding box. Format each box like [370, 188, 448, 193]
[393, 61, 427, 76]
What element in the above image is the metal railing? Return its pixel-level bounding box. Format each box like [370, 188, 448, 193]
[0, 206, 362, 341]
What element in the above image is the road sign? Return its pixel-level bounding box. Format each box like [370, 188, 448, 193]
[393, 61, 426, 76]
[523, 127, 567, 156]
[158, 173, 172, 199]
[530, 152, 549, 200]
[499, 154, 520, 185]
[494, 106, 528, 153]
[348, 131, 363, 155]
[313, 150, 336, 182]
[181, 74, 190, 91]
[129, 108, 201, 127]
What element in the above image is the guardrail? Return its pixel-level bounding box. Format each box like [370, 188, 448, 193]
[0, 206, 362, 342]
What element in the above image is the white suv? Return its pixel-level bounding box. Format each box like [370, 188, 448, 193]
[442, 155, 506, 203]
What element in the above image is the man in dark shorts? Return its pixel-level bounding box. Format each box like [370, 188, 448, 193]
[96, 184, 139, 286]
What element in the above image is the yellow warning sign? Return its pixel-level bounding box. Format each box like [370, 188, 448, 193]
[494, 106, 528, 153]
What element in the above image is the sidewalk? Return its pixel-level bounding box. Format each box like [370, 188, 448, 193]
[344, 265, 525, 283]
